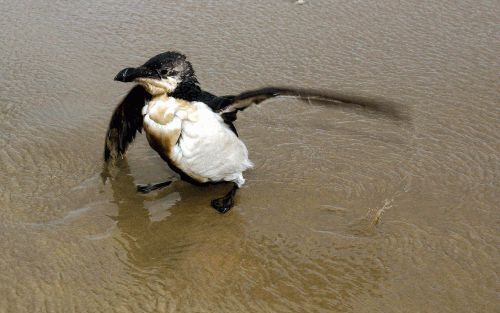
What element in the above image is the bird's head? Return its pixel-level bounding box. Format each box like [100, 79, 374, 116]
[114, 51, 197, 95]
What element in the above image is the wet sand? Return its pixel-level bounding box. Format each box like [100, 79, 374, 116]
[0, 0, 498, 312]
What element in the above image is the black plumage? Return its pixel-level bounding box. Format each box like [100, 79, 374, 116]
[104, 85, 151, 161]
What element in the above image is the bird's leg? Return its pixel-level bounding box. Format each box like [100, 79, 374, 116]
[136, 180, 172, 194]
[211, 183, 239, 214]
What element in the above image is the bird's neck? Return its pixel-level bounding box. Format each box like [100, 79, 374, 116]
[170, 81, 202, 101]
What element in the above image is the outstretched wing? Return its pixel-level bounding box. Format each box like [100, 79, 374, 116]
[218, 86, 407, 121]
[104, 85, 151, 161]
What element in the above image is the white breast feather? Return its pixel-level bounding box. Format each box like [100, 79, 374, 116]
[143, 98, 253, 187]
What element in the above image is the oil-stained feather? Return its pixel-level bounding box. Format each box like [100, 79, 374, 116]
[219, 86, 408, 121]
[104, 85, 151, 161]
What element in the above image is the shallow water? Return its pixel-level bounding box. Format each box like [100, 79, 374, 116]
[0, 0, 499, 312]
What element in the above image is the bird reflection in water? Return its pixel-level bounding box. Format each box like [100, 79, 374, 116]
[102, 161, 387, 310]
[104, 159, 246, 277]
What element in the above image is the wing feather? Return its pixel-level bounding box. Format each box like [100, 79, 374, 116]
[104, 85, 151, 161]
[219, 86, 407, 121]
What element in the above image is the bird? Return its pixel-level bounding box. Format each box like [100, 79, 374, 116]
[104, 51, 405, 214]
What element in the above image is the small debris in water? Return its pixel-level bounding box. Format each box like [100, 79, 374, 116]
[369, 199, 393, 226]
[296, 0, 305, 5]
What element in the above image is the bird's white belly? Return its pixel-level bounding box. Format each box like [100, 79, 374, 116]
[143, 97, 253, 186]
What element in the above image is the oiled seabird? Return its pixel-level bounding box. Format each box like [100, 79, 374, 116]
[104, 51, 406, 213]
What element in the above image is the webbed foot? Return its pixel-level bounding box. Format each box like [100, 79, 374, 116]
[211, 183, 238, 214]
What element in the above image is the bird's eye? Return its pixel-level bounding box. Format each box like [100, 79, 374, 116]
[160, 69, 169, 75]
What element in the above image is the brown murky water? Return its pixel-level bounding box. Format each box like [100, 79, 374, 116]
[1, 0, 499, 312]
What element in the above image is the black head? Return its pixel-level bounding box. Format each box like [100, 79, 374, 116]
[114, 51, 197, 95]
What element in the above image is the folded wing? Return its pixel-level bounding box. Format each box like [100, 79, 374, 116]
[104, 85, 151, 161]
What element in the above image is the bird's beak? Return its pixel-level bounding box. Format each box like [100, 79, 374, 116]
[114, 67, 157, 82]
